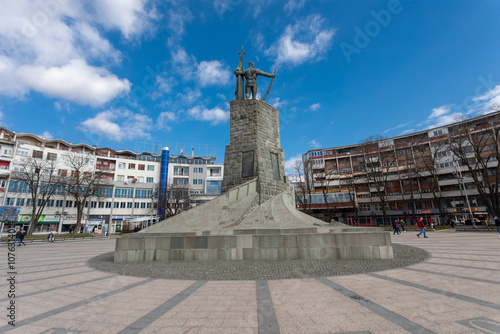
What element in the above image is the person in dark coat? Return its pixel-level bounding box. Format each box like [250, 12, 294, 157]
[392, 220, 401, 235]
[17, 230, 26, 246]
[495, 216, 500, 236]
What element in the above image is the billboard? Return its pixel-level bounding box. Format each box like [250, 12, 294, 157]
[0, 207, 21, 222]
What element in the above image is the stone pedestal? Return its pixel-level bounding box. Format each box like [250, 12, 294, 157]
[222, 99, 291, 203]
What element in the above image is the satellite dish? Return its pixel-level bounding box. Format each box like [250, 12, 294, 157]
[132, 178, 137, 183]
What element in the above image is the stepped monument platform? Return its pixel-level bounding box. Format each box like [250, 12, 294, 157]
[114, 100, 393, 263]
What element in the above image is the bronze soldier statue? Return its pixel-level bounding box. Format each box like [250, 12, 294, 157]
[235, 61, 275, 100]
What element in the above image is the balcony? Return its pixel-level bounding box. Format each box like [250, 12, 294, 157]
[96, 165, 116, 172]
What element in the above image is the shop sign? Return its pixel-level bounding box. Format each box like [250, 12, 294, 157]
[18, 214, 60, 223]
[417, 210, 432, 214]
[453, 207, 479, 213]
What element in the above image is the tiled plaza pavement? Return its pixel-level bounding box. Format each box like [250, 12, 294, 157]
[1, 230, 500, 334]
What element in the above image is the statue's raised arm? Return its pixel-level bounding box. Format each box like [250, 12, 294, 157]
[243, 61, 275, 100]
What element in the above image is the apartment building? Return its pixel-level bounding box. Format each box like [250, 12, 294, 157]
[0, 128, 15, 203]
[1, 130, 224, 234]
[300, 112, 500, 225]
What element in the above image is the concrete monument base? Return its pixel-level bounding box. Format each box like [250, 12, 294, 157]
[114, 179, 393, 263]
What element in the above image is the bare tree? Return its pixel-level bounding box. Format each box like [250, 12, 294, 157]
[359, 135, 395, 225]
[64, 153, 107, 233]
[340, 173, 359, 225]
[448, 114, 500, 218]
[157, 182, 191, 219]
[10, 156, 61, 235]
[292, 158, 314, 214]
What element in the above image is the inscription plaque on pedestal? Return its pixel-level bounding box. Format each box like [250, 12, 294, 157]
[241, 151, 254, 178]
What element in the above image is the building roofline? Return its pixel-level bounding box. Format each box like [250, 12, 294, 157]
[303, 110, 500, 156]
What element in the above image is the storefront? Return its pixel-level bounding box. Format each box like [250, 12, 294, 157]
[15, 214, 60, 233]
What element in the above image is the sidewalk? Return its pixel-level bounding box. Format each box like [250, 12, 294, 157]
[0, 232, 499, 333]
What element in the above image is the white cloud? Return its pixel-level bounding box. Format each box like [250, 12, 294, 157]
[400, 128, 415, 135]
[383, 121, 412, 134]
[284, 0, 306, 13]
[285, 154, 303, 170]
[16, 59, 131, 106]
[198, 60, 231, 86]
[188, 106, 229, 125]
[216, 93, 227, 100]
[39, 131, 53, 140]
[419, 104, 463, 129]
[308, 139, 321, 148]
[156, 111, 177, 130]
[81, 109, 152, 139]
[0, 0, 159, 105]
[473, 85, 500, 113]
[429, 105, 451, 119]
[266, 14, 334, 66]
[93, 0, 157, 38]
[309, 102, 320, 111]
[269, 97, 288, 109]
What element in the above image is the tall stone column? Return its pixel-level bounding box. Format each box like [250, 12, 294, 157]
[222, 99, 291, 203]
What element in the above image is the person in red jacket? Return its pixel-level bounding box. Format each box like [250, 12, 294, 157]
[417, 219, 428, 238]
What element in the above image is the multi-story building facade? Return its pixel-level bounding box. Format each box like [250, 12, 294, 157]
[1, 130, 223, 234]
[300, 112, 500, 226]
[0, 128, 16, 203]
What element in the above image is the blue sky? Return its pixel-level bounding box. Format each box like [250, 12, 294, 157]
[1, 0, 500, 169]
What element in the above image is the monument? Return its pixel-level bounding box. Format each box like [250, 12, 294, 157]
[114, 48, 393, 263]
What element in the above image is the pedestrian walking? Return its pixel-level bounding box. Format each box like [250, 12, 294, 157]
[392, 220, 401, 235]
[416, 219, 428, 238]
[494, 216, 500, 237]
[399, 219, 406, 232]
[47, 231, 55, 242]
[18, 230, 26, 246]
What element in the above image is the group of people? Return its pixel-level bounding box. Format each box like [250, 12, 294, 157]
[392, 219, 407, 235]
[392, 218, 429, 238]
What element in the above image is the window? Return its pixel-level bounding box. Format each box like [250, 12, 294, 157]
[99, 202, 104, 208]
[173, 179, 188, 185]
[129, 163, 136, 170]
[114, 188, 132, 198]
[0, 179, 7, 188]
[17, 149, 28, 156]
[147, 165, 154, 171]
[137, 176, 144, 183]
[117, 175, 125, 182]
[120, 202, 126, 208]
[118, 163, 126, 169]
[193, 179, 203, 185]
[194, 167, 203, 173]
[102, 188, 113, 198]
[206, 181, 222, 194]
[432, 129, 443, 136]
[146, 177, 154, 183]
[360, 204, 370, 212]
[140, 202, 146, 209]
[127, 202, 132, 208]
[16, 198, 25, 206]
[135, 189, 152, 199]
[26, 199, 33, 206]
[114, 202, 119, 208]
[134, 202, 139, 208]
[147, 203, 152, 209]
[138, 164, 145, 171]
[55, 200, 63, 207]
[32, 150, 43, 159]
[209, 168, 220, 176]
[105, 202, 112, 208]
[5, 198, 15, 206]
[339, 168, 351, 173]
[47, 153, 57, 161]
[91, 202, 97, 208]
[66, 200, 73, 208]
